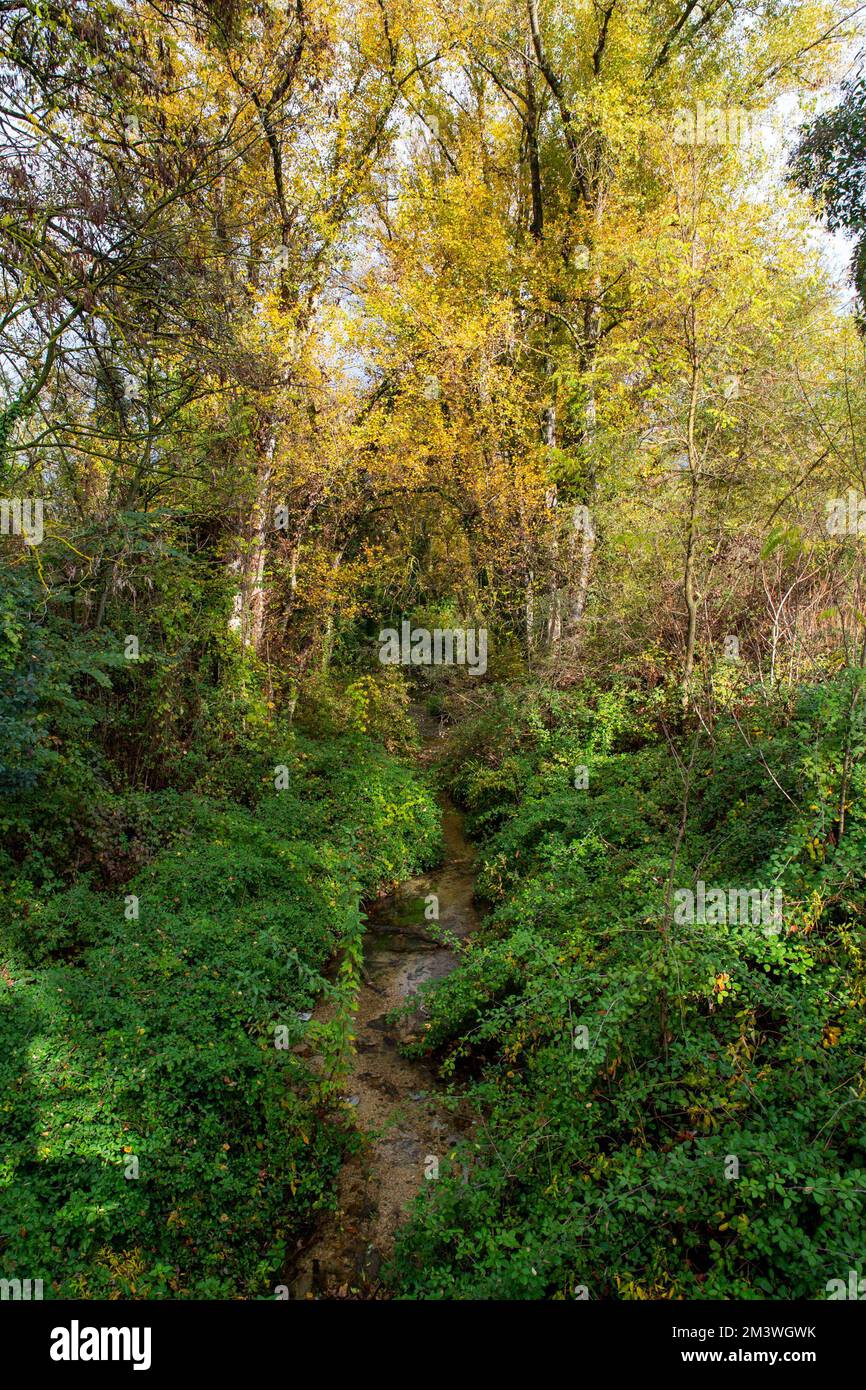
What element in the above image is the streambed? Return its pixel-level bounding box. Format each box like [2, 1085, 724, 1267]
[287, 740, 479, 1297]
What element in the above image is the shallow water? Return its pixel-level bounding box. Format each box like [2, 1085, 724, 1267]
[286, 733, 479, 1298]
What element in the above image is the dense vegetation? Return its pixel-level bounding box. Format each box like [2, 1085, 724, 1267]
[1, 0, 866, 1303]
[391, 679, 866, 1298]
[1, 584, 440, 1296]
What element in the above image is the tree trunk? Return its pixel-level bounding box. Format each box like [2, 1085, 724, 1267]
[233, 433, 275, 657]
[682, 367, 701, 699]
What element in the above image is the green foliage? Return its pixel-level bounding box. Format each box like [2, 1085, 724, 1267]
[0, 735, 440, 1298]
[0, 568, 130, 883]
[791, 74, 866, 304]
[297, 667, 420, 756]
[388, 677, 866, 1300]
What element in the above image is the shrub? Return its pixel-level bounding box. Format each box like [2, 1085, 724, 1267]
[0, 735, 441, 1298]
[389, 676, 866, 1300]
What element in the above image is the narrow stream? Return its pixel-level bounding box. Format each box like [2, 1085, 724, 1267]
[287, 727, 479, 1297]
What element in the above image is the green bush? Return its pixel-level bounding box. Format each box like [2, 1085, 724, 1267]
[0, 735, 441, 1298]
[389, 676, 866, 1300]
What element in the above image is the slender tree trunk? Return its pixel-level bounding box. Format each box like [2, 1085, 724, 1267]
[562, 197, 604, 646]
[682, 366, 701, 699]
[235, 433, 275, 657]
[564, 504, 596, 630]
[526, 566, 536, 666]
[682, 483, 699, 694]
[543, 376, 562, 650]
[319, 549, 344, 674]
[524, 44, 543, 242]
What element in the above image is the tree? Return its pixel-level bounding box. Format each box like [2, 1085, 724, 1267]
[791, 70, 866, 310]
